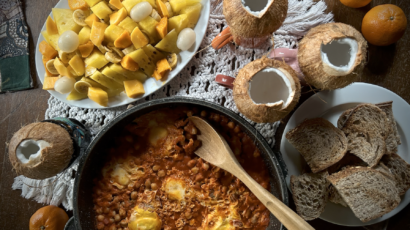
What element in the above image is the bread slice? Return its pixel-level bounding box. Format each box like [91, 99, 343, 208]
[291, 171, 329, 220]
[342, 104, 389, 167]
[327, 153, 365, 174]
[376, 101, 401, 154]
[286, 118, 348, 173]
[337, 109, 353, 129]
[327, 167, 400, 222]
[381, 153, 410, 195]
[328, 185, 348, 207]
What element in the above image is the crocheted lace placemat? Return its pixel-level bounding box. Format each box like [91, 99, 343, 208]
[13, 0, 333, 210]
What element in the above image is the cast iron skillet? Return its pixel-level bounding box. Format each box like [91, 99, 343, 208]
[73, 97, 289, 230]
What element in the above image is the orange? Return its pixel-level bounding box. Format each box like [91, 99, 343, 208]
[29, 205, 69, 230]
[340, 0, 372, 8]
[68, 0, 89, 11]
[362, 4, 407, 46]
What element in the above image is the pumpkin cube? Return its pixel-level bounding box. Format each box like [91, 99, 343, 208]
[85, 14, 99, 27]
[121, 55, 140, 71]
[104, 25, 125, 43]
[110, 64, 147, 82]
[90, 21, 108, 46]
[152, 70, 163, 80]
[78, 41, 94, 58]
[91, 1, 113, 20]
[118, 17, 139, 34]
[156, 17, 168, 39]
[109, 0, 123, 10]
[43, 76, 59, 90]
[156, 0, 169, 17]
[88, 87, 108, 106]
[85, 50, 109, 69]
[114, 31, 133, 49]
[52, 8, 82, 34]
[67, 89, 88, 101]
[90, 71, 124, 89]
[69, 55, 86, 76]
[131, 27, 149, 49]
[46, 16, 59, 35]
[78, 26, 91, 45]
[138, 17, 160, 44]
[180, 3, 202, 28]
[155, 29, 180, 53]
[124, 80, 145, 98]
[129, 49, 155, 76]
[156, 58, 171, 75]
[168, 14, 188, 33]
[39, 41, 58, 59]
[110, 7, 128, 25]
[85, 0, 101, 7]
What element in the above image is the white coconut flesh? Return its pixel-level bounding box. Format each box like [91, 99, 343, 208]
[16, 139, 50, 166]
[241, 0, 272, 17]
[248, 68, 295, 109]
[320, 38, 359, 75]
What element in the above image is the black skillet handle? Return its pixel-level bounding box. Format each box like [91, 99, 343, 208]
[64, 217, 77, 230]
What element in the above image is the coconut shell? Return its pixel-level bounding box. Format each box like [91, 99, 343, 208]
[223, 0, 288, 39]
[298, 23, 368, 90]
[233, 56, 301, 123]
[8, 122, 73, 179]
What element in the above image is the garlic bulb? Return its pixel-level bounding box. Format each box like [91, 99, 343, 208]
[177, 28, 196, 51]
[131, 2, 152, 22]
[58, 30, 79, 53]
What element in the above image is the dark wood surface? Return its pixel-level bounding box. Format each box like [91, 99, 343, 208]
[0, 0, 409, 229]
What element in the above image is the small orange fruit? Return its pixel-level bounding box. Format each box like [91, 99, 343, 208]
[362, 4, 407, 46]
[340, 0, 372, 8]
[29, 205, 69, 230]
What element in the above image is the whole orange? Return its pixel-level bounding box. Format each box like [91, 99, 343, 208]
[340, 0, 372, 8]
[362, 4, 407, 46]
[29, 205, 69, 230]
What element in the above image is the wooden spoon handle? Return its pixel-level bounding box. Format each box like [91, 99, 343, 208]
[235, 168, 314, 230]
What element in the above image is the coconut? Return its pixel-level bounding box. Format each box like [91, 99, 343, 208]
[223, 0, 288, 48]
[233, 56, 301, 123]
[8, 122, 74, 179]
[298, 23, 368, 90]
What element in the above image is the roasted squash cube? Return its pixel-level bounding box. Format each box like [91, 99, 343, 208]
[90, 21, 108, 46]
[88, 87, 108, 106]
[104, 25, 125, 43]
[110, 7, 128, 25]
[156, 58, 171, 75]
[78, 26, 91, 45]
[121, 55, 140, 71]
[43, 76, 59, 90]
[124, 80, 145, 98]
[69, 55, 86, 76]
[156, 0, 169, 17]
[39, 41, 58, 59]
[52, 8, 82, 34]
[131, 27, 149, 49]
[156, 17, 168, 39]
[46, 16, 59, 35]
[114, 31, 133, 49]
[85, 50, 109, 69]
[91, 1, 113, 20]
[118, 17, 139, 34]
[78, 41, 94, 58]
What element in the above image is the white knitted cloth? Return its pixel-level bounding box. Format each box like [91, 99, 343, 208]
[12, 0, 333, 211]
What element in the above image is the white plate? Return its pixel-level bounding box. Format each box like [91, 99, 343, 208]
[35, 0, 210, 109]
[280, 82, 410, 226]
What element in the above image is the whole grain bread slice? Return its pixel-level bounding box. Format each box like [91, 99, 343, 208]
[342, 104, 389, 167]
[291, 171, 329, 220]
[376, 101, 401, 154]
[328, 185, 348, 207]
[337, 109, 353, 129]
[286, 118, 348, 173]
[327, 167, 400, 222]
[381, 153, 410, 196]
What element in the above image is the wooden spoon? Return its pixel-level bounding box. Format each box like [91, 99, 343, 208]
[190, 116, 315, 230]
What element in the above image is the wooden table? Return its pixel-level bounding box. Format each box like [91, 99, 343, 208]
[0, 0, 409, 229]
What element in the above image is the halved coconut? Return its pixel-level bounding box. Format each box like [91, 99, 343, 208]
[298, 23, 367, 90]
[8, 122, 73, 179]
[233, 56, 301, 123]
[223, 0, 288, 48]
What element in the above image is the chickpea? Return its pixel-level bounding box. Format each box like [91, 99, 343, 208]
[131, 191, 138, 200]
[213, 114, 220, 122]
[103, 207, 110, 214]
[109, 218, 115, 224]
[202, 163, 209, 171]
[152, 165, 160, 171]
[127, 182, 135, 189]
[118, 228, 123, 230]
[187, 159, 197, 168]
[195, 174, 204, 182]
[200, 111, 207, 117]
[96, 222, 105, 230]
[234, 125, 241, 133]
[96, 207, 103, 214]
[227, 122, 235, 129]
[125, 136, 133, 143]
[109, 225, 117, 230]
[187, 111, 193, 117]
[222, 186, 228, 193]
[151, 183, 158, 190]
[119, 208, 126, 217]
[192, 167, 199, 174]
[120, 219, 128, 227]
[158, 170, 166, 177]
[134, 182, 141, 189]
[145, 179, 151, 188]
[115, 214, 121, 222]
[110, 211, 116, 217]
[97, 215, 104, 222]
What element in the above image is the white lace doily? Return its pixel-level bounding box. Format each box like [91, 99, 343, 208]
[13, 0, 333, 210]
